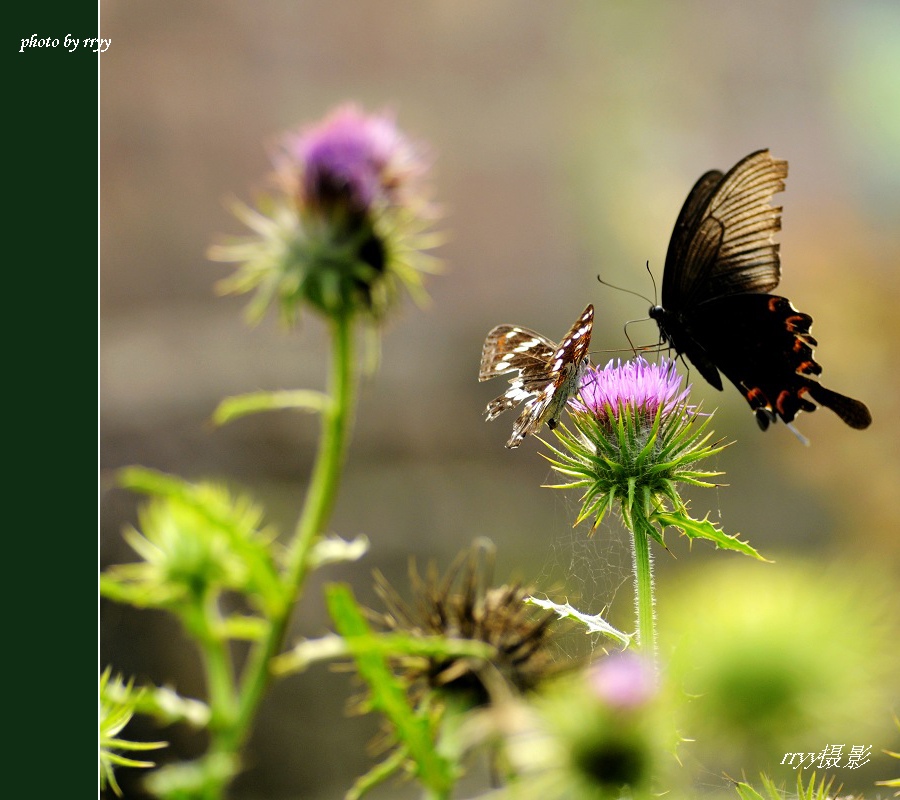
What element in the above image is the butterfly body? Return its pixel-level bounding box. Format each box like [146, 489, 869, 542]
[652, 149, 871, 433]
[479, 305, 594, 448]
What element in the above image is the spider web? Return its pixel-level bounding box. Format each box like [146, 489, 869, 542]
[530, 476, 635, 657]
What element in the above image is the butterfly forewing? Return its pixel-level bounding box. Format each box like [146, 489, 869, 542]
[652, 149, 871, 434]
[663, 150, 786, 309]
[662, 170, 723, 303]
[479, 305, 594, 448]
[479, 326, 556, 382]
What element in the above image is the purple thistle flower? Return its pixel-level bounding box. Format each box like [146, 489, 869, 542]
[547, 652, 660, 794]
[574, 357, 691, 425]
[587, 653, 656, 711]
[544, 352, 728, 546]
[280, 104, 426, 219]
[211, 103, 438, 323]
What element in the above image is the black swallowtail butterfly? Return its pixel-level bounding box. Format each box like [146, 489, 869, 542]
[648, 149, 871, 435]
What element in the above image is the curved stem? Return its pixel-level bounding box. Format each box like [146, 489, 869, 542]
[285, 312, 355, 593]
[630, 517, 657, 669]
[217, 313, 357, 752]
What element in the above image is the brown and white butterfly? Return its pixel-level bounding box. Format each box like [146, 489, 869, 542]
[479, 304, 594, 448]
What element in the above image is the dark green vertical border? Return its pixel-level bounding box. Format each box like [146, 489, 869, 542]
[10, 0, 98, 790]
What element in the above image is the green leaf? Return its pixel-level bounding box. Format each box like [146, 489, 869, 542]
[633, 507, 667, 549]
[104, 739, 168, 755]
[99, 572, 180, 608]
[736, 772, 841, 800]
[525, 596, 633, 647]
[733, 781, 766, 800]
[325, 584, 456, 796]
[219, 614, 268, 641]
[345, 746, 410, 800]
[369, 633, 495, 662]
[651, 510, 768, 561]
[211, 389, 330, 425]
[100, 669, 168, 795]
[876, 713, 900, 790]
[271, 632, 494, 678]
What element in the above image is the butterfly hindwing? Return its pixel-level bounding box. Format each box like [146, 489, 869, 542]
[479, 305, 594, 448]
[651, 149, 871, 433]
[683, 294, 816, 428]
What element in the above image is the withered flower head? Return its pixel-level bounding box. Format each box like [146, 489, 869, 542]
[370, 540, 562, 708]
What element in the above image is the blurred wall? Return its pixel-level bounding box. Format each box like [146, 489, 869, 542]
[100, 2, 900, 797]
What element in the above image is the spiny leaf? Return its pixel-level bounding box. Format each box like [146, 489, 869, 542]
[733, 781, 766, 800]
[525, 596, 633, 647]
[651, 510, 767, 561]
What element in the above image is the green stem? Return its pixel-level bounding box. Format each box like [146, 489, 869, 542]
[630, 516, 657, 668]
[197, 595, 239, 730]
[216, 312, 357, 753]
[285, 312, 355, 595]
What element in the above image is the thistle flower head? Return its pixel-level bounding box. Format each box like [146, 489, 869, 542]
[281, 104, 425, 220]
[575, 357, 691, 428]
[210, 103, 439, 324]
[542, 357, 756, 558]
[370, 541, 561, 709]
[534, 656, 665, 799]
[586, 652, 656, 712]
[100, 470, 282, 616]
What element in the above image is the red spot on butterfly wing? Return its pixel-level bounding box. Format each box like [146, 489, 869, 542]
[745, 386, 769, 411]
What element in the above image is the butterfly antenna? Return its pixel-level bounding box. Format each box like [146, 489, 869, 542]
[635, 341, 666, 356]
[596, 274, 653, 306]
[645, 261, 659, 305]
[597, 269, 666, 360]
[623, 314, 667, 358]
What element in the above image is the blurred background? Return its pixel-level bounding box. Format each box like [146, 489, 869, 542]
[100, 2, 900, 798]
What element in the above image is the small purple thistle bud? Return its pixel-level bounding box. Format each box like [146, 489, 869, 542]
[587, 653, 656, 711]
